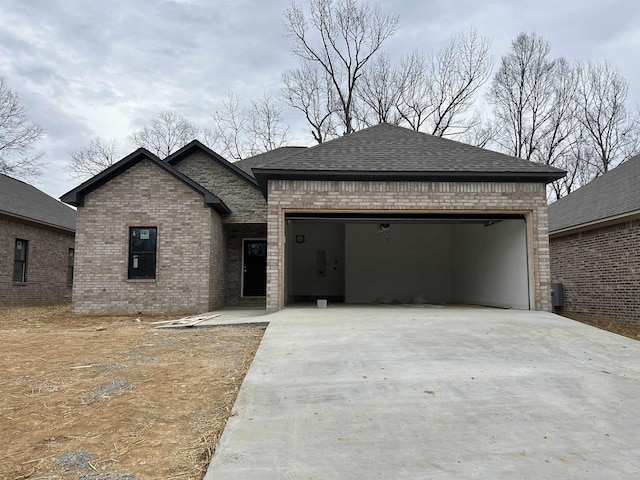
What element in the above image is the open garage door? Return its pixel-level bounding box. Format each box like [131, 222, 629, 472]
[285, 213, 531, 310]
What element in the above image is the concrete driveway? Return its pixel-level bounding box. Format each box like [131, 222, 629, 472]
[204, 306, 640, 479]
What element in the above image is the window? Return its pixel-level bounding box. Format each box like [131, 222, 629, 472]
[128, 227, 157, 279]
[67, 248, 74, 284]
[13, 239, 28, 282]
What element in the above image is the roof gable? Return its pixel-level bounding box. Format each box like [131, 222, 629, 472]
[0, 174, 76, 232]
[548, 154, 640, 233]
[60, 148, 230, 215]
[165, 140, 259, 187]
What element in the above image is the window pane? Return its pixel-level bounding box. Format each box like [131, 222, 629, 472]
[13, 261, 25, 282]
[129, 228, 157, 279]
[14, 240, 26, 261]
[13, 239, 27, 282]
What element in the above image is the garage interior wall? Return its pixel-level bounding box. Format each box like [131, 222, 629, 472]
[344, 223, 452, 304]
[450, 220, 529, 309]
[287, 219, 529, 309]
[287, 223, 345, 299]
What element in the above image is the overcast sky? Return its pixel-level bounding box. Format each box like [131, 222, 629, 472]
[1, 0, 640, 199]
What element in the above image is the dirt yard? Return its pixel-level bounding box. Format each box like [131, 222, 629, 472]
[0, 305, 265, 480]
[560, 313, 640, 341]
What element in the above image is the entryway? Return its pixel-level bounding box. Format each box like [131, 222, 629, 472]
[242, 239, 266, 297]
[285, 213, 531, 309]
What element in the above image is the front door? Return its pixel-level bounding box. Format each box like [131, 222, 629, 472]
[243, 239, 267, 297]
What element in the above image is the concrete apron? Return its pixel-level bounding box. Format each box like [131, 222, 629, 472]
[204, 306, 640, 479]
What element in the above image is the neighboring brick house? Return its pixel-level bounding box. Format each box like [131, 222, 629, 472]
[62, 123, 564, 314]
[1, 174, 76, 306]
[549, 155, 640, 329]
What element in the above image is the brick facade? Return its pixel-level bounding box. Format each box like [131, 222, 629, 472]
[173, 151, 267, 223]
[0, 215, 74, 306]
[72, 159, 225, 314]
[550, 219, 640, 328]
[266, 180, 552, 312]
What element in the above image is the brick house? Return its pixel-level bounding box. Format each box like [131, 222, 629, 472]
[549, 154, 640, 329]
[1, 174, 76, 306]
[61, 123, 564, 314]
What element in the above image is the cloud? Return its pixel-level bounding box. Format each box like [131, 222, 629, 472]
[0, 0, 639, 198]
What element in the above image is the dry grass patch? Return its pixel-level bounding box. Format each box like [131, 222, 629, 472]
[0, 305, 264, 480]
[560, 312, 640, 341]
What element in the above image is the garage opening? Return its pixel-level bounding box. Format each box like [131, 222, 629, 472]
[284, 213, 531, 310]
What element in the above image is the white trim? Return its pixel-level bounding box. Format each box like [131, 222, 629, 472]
[241, 238, 267, 298]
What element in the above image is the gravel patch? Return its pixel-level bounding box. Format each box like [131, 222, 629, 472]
[77, 472, 136, 480]
[56, 449, 91, 471]
[86, 380, 131, 403]
[98, 363, 127, 371]
[130, 349, 157, 363]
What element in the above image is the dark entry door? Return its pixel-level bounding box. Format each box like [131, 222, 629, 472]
[243, 240, 267, 296]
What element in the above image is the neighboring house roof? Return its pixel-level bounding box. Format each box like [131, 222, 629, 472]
[548, 154, 640, 234]
[165, 140, 260, 187]
[234, 146, 307, 177]
[251, 123, 566, 195]
[0, 173, 76, 232]
[60, 148, 231, 215]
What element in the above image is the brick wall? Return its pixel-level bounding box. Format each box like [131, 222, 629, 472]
[209, 212, 226, 310]
[0, 215, 74, 306]
[223, 223, 267, 307]
[173, 151, 267, 223]
[73, 159, 224, 314]
[266, 180, 551, 311]
[550, 219, 640, 328]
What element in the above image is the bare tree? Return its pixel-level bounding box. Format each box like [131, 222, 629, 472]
[284, 0, 399, 135]
[212, 92, 292, 161]
[488, 32, 558, 160]
[393, 30, 492, 137]
[247, 94, 291, 153]
[527, 58, 582, 198]
[395, 52, 433, 131]
[282, 61, 339, 143]
[212, 92, 252, 161]
[355, 54, 403, 127]
[130, 110, 199, 158]
[67, 136, 119, 180]
[549, 136, 592, 200]
[427, 29, 493, 137]
[457, 110, 499, 148]
[0, 76, 44, 179]
[574, 60, 639, 175]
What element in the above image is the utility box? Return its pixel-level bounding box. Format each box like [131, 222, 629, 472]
[551, 283, 564, 307]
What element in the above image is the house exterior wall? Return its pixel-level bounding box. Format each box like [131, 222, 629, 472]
[266, 180, 552, 312]
[223, 223, 267, 307]
[209, 212, 226, 310]
[550, 219, 640, 329]
[173, 151, 267, 223]
[72, 159, 223, 314]
[0, 215, 74, 306]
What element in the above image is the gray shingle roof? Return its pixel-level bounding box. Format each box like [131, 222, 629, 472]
[234, 146, 307, 177]
[253, 123, 565, 176]
[0, 174, 76, 231]
[548, 154, 640, 233]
